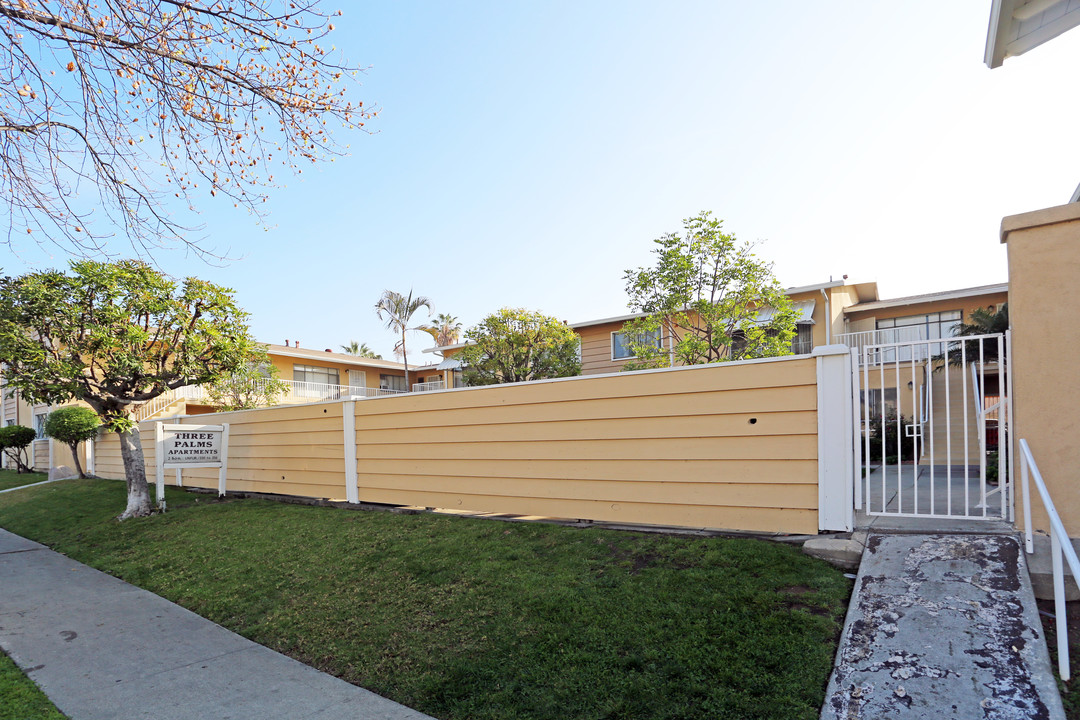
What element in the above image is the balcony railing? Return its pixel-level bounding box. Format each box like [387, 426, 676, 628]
[256, 379, 407, 401]
[835, 326, 935, 355]
[412, 380, 446, 393]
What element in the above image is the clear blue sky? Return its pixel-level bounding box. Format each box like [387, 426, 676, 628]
[6, 2, 1080, 361]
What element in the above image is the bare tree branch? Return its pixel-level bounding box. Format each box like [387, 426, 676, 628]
[0, 0, 373, 260]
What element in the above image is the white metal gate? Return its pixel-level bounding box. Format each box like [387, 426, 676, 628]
[851, 331, 1012, 521]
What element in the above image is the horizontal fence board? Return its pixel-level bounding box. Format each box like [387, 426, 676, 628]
[353, 359, 817, 416]
[353, 488, 819, 534]
[353, 411, 815, 444]
[353, 387, 817, 430]
[223, 456, 345, 473]
[355, 457, 817, 484]
[354, 435, 818, 461]
[225, 443, 345, 460]
[354, 474, 817, 509]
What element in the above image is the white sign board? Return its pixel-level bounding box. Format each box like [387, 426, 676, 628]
[155, 422, 230, 507]
[163, 429, 223, 466]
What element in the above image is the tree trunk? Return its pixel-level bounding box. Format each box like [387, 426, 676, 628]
[68, 442, 86, 479]
[117, 425, 152, 519]
[402, 331, 410, 391]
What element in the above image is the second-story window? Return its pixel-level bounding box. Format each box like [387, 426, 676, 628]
[293, 364, 339, 387]
[612, 330, 663, 360]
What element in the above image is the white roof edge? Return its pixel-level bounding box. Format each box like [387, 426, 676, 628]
[843, 283, 1009, 314]
[782, 279, 846, 295]
[570, 280, 845, 329]
[263, 345, 405, 370]
[425, 341, 469, 355]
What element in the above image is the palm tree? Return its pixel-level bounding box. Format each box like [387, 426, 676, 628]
[374, 290, 433, 390]
[340, 340, 382, 359]
[421, 313, 462, 347]
[943, 303, 1009, 366]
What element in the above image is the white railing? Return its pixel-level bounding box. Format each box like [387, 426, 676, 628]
[412, 380, 445, 393]
[1019, 438, 1080, 681]
[132, 385, 204, 422]
[837, 326, 934, 357]
[256, 379, 407, 401]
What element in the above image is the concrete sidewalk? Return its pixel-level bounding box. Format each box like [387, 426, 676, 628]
[821, 534, 1064, 719]
[0, 528, 433, 720]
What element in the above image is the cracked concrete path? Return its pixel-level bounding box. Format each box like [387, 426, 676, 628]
[821, 534, 1064, 719]
[0, 528, 433, 720]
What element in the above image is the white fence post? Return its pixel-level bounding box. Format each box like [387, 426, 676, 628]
[815, 345, 854, 531]
[343, 401, 359, 504]
[154, 421, 165, 507]
[218, 423, 230, 497]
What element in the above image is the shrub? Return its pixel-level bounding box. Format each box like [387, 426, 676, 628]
[866, 411, 917, 462]
[44, 406, 101, 478]
[0, 425, 37, 473]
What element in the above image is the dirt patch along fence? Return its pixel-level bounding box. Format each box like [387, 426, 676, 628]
[93, 347, 854, 535]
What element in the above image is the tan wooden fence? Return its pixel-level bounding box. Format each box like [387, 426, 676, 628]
[93, 349, 854, 535]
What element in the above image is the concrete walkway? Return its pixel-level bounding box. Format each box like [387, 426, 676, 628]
[821, 534, 1064, 719]
[0, 529, 433, 720]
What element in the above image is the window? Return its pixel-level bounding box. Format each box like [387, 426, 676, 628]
[791, 323, 814, 354]
[612, 329, 663, 360]
[293, 364, 339, 386]
[380, 374, 407, 392]
[877, 310, 962, 342]
[34, 412, 47, 440]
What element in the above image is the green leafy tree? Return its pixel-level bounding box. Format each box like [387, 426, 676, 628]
[43, 406, 101, 478]
[621, 211, 797, 370]
[375, 290, 432, 390]
[340, 341, 382, 359]
[460, 308, 581, 386]
[205, 347, 289, 412]
[0, 260, 258, 518]
[0, 425, 36, 474]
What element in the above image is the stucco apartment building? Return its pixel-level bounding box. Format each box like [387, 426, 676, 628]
[428, 279, 1008, 377]
[2, 278, 1007, 474]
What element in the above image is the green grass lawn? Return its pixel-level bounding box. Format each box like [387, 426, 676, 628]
[0, 469, 49, 492]
[0, 650, 66, 720]
[0, 479, 852, 720]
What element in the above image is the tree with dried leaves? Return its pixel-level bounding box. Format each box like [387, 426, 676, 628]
[421, 313, 462, 347]
[0, 1, 371, 258]
[0, 259, 260, 519]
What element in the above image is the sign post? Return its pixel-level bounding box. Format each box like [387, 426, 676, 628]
[155, 422, 230, 508]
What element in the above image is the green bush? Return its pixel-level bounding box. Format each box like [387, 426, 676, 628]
[866, 411, 917, 462]
[44, 407, 101, 478]
[0, 425, 37, 474]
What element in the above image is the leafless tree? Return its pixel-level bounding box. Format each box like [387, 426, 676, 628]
[0, 1, 372, 259]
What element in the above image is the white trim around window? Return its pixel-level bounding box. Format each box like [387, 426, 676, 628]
[611, 329, 663, 361]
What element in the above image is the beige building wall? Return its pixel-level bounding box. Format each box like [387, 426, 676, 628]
[1001, 202, 1080, 536]
[845, 293, 1008, 329]
[95, 356, 824, 535]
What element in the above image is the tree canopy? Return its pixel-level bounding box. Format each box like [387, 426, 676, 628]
[621, 211, 797, 370]
[459, 308, 581, 386]
[0, 259, 260, 517]
[0, 0, 370, 258]
[43, 405, 101, 478]
[375, 289, 431, 391]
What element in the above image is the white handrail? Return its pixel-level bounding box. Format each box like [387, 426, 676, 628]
[1019, 438, 1080, 680]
